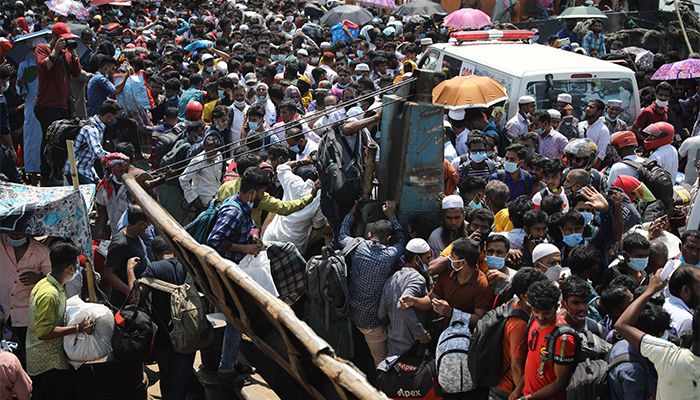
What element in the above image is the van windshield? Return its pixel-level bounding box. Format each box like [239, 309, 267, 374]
[526, 78, 635, 123]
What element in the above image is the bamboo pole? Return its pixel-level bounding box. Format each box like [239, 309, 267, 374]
[675, 0, 694, 55]
[66, 140, 97, 303]
[354, 143, 379, 236]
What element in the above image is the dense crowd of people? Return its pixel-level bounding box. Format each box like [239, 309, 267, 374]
[1, 0, 700, 399]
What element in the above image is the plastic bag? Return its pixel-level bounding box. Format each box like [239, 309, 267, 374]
[237, 250, 279, 297]
[331, 20, 359, 44]
[114, 71, 156, 111]
[63, 296, 114, 368]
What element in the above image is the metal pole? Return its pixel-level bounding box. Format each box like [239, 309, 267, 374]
[66, 140, 97, 303]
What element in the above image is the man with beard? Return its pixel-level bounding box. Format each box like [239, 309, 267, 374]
[560, 276, 609, 339]
[663, 266, 700, 347]
[428, 195, 467, 256]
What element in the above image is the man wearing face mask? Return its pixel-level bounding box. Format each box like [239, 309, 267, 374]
[63, 100, 121, 184]
[602, 233, 651, 289]
[94, 153, 131, 239]
[485, 234, 517, 293]
[642, 121, 678, 178]
[378, 238, 431, 358]
[531, 111, 567, 160]
[560, 276, 609, 339]
[663, 266, 700, 347]
[632, 82, 671, 136]
[254, 82, 277, 126]
[505, 95, 535, 139]
[26, 242, 93, 400]
[489, 144, 533, 201]
[604, 99, 628, 134]
[286, 124, 317, 161]
[0, 231, 50, 364]
[455, 133, 496, 180]
[532, 243, 564, 282]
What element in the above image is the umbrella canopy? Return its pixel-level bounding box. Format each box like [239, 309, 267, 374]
[91, 0, 132, 6]
[358, 0, 397, 9]
[320, 5, 374, 26]
[5, 30, 49, 66]
[444, 8, 491, 30]
[652, 59, 700, 80]
[304, 3, 324, 17]
[432, 75, 508, 109]
[46, 0, 90, 20]
[559, 5, 607, 19]
[395, 0, 447, 16]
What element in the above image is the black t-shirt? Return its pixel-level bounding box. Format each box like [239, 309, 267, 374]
[105, 231, 148, 306]
[141, 258, 188, 347]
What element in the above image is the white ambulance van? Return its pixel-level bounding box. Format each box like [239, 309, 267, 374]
[418, 30, 640, 125]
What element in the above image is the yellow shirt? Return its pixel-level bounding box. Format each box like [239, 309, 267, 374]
[202, 99, 219, 122]
[26, 274, 69, 376]
[215, 180, 314, 227]
[494, 209, 513, 232]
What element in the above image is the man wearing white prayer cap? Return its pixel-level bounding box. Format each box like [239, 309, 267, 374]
[428, 195, 467, 256]
[555, 92, 580, 139]
[505, 95, 536, 139]
[604, 99, 628, 134]
[447, 109, 470, 156]
[532, 243, 563, 281]
[379, 237, 432, 356]
[548, 109, 562, 127]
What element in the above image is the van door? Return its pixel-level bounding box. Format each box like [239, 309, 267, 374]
[418, 49, 440, 71]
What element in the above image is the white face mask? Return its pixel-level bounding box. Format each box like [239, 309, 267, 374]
[544, 264, 563, 281]
[655, 99, 669, 108]
[233, 100, 246, 109]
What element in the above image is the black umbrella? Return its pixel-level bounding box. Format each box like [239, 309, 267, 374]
[395, 0, 447, 16]
[320, 4, 374, 26]
[304, 3, 324, 18]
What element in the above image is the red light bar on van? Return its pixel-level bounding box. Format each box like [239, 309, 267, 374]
[571, 73, 593, 79]
[450, 29, 534, 41]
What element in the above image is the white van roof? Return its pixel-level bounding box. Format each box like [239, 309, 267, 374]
[431, 42, 635, 77]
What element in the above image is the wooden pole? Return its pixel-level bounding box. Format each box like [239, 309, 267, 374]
[66, 140, 97, 303]
[354, 143, 379, 236]
[675, 0, 694, 56]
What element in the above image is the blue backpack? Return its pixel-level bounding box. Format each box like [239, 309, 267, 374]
[184, 197, 240, 244]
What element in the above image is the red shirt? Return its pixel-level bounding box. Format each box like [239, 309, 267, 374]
[496, 300, 529, 394]
[633, 103, 667, 132]
[35, 44, 82, 109]
[523, 316, 576, 400]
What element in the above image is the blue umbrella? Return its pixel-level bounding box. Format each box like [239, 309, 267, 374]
[184, 40, 213, 53]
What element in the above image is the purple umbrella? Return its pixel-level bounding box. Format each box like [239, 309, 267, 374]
[46, 0, 90, 20]
[358, 0, 397, 9]
[444, 8, 491, 30]
[652, 59, 700, 80]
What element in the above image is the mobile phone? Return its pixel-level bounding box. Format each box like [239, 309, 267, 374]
[559, 37, 571, 46]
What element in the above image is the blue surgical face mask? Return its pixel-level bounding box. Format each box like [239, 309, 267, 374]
[71, 265, 81, 281]
[661, 330, 670, 341]
[470, 151, 488, 163]
[628, 257, 649, 272]
[6, 236, 27, 247]
[218, 89, 225, 99]
[486, 255, 505, 270]
[580, 211, 594, 226]
[535, 127, 543, 135]
[503, 161, 519, 173]
[247, 200, 255, 208]
[290, 145, 300, 153]
[562, 232, 584, 247]
[356, 50, 364, 58]
[468, 199, 483, 210]
[248, 121, 260, 131]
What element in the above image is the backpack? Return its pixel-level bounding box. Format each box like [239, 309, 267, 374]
[43, 118, 92, 177]
[139, 274, 214, 354]
[160, 138, 193, 169]
[377, 343, 443, 400]
[541, 324, 613, 400]
[435, 309, 474, 394]
[304, 239, 362, 359]
[497, 169, 534, 195]
[468, 301, 528, 387]
[112, 284, 158, 361]
[457, 158, 496, 179]
[622, 159, 674, 211]
[184, 197, 238, 244]
[154, 123, 187, 168]
[316, 123, 365, 207]
[493, 281, 516, 308]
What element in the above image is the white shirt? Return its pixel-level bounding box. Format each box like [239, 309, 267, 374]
[228, 104, 248, 146]
[639, 334, 700, 400]
[296, 139, 319, 161]
[532, 188, 569, 213]
[259, 98, 277, 126]
[607, 154, 645, 187]
[663, 294, 694, 340]
[444, 142, 458, 163]
[455, 128, 470, 156]
[262, 164, 324, 252]
[577, 117, 610, 161]
[505, 113, 529, 139]
[650, 144, 679, 179]
[179, 152, 223, 204]
[95, 180, 128, 238]
[678, 135, 700, 184]
[428, 227, 449, 256]
[320, 64, 337, 83]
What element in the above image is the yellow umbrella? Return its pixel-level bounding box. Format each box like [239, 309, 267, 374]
[432, 75, 508, 110]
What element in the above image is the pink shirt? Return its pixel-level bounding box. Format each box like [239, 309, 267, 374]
[0, 351, 31, 400]
[0, 236, 51, 327]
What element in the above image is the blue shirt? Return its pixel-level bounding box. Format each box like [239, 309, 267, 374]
[489, 169, 532, 201]
[207, 195, 254, 263]
[556, 28, 579, 44]
[63, 115, 109, 183]
[340, 213, 406, 329]
[178, 87, 204, 120]
[582, 32, 606, 56]
[87, 72, 116, 117]
[607, 340, 656, 400]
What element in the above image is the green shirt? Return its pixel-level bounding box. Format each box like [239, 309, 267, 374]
[26, 274, 69, 376]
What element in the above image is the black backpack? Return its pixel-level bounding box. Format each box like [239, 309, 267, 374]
[160, 138, 192, 170]
[43, 117, 92, 177]
[377, 343, 442, 400]
[304, 239, 362, 359]
[541, 324, 613, 400]
[112, 284, 158, 362]
[467, 300, 529, 388]
[622, 159, 674, 211]
[316, 123, 365, 207]
[497, 169, 534, 195]
[154, 123, 187, 168]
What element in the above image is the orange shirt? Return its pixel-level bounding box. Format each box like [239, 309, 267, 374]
[523, 316, 576, 400]
[429, 268, 493, 314]
[496, 300, 529, 394]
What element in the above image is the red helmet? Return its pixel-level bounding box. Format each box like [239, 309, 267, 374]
[185, 101, 203, 121]
[643, 121, 674, 151]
